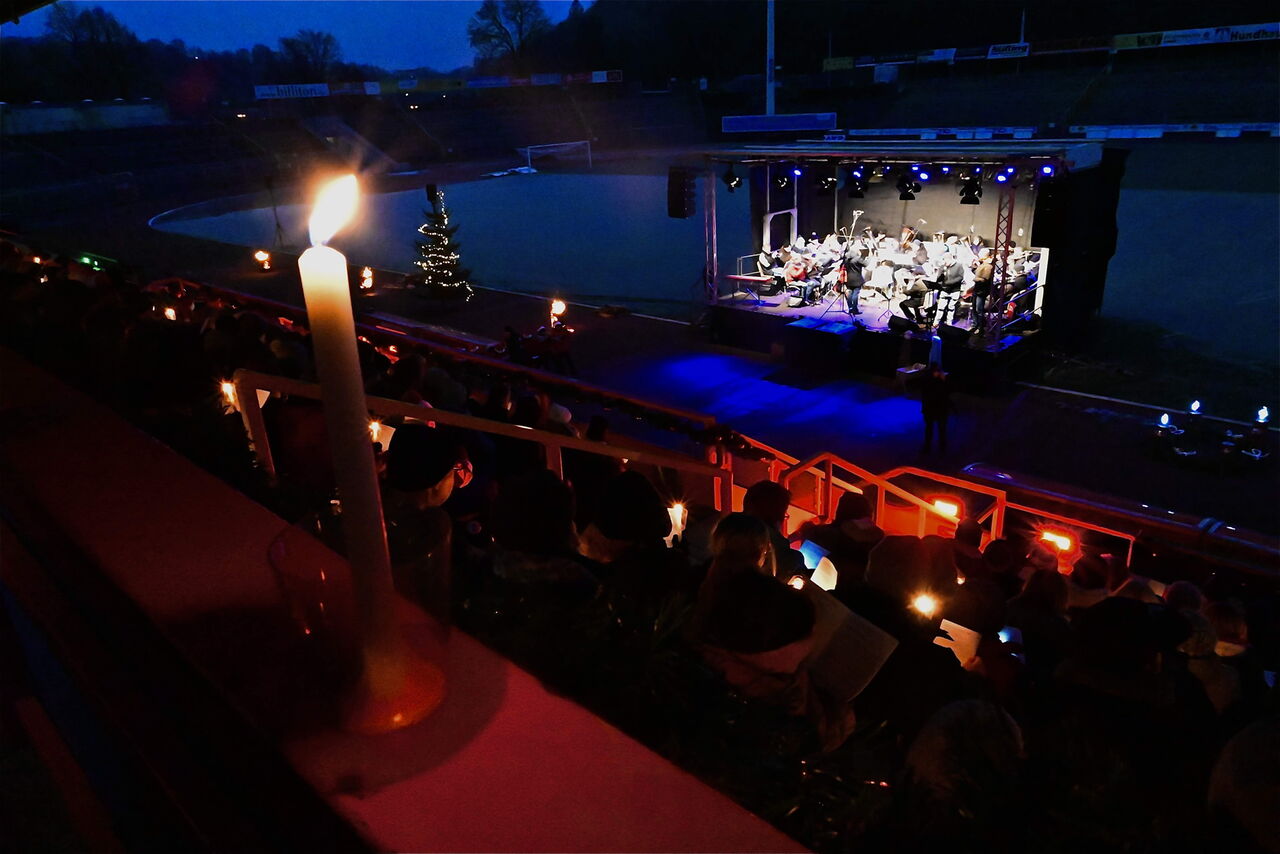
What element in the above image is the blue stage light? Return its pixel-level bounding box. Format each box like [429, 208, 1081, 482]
[940, 165, 951, 174]
[851, 168, 864, 178]
[995, 173, 1008, 183]
[910, 164, 920, 172]
[1040, 164, 1055, 176]
[793, 167, 802, 176]
[1005, 165, 1016, 174]
[918, 171, 931, 181]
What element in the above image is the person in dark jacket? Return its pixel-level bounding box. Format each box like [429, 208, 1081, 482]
[918, 363, 952, 455]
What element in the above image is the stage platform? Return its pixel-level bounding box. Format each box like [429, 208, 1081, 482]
[709, 288, 1039, 390]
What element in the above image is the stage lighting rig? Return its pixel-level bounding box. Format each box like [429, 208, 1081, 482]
[1039, 163, 1056, 177]
[844, 165, 867, 198]
[774, 166, 792, 191]
[896, 172, 922, 201]
[958, 177, 983, 205]
[816, 174, 839, 194]
[722, 165, 742, 192]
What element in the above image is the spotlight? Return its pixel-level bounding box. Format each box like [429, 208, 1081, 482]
[939, 165, 951, 174]
[932, 498, 961, 518]
[896, 173, 921, 201]
[774, 169, 791, 191]
[995, 173, 1009, 184]
[910, 164, 921, 172]
[1005, 165, 1017, 174]
[816, 174, 839, 194]
[1040, 164, 1056, 177]
[793, 167, 802, 177]
[959, 182, 983, 205]
[918, 171, 931, 182]
[721, 165, 742, 192]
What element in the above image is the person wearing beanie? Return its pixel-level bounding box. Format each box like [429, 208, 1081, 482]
[579, 471, 694, 639]
[382, 424, 471, 608]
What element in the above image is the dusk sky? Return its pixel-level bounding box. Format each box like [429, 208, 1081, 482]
[0, 1, 582, 72]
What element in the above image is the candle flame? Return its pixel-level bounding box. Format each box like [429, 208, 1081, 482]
[253, 250, 270, 262]
[164, 307, 177, 321]
[369, 420, 382, 443]
[1040, 531, 1073, 552]
[787, 575, 806, 590]
[220, 380, 237, 406]
[309, 174, 359, 247]
[31, 256, 41, 265]
[1159, 413, 1170, 427]
[911, 593, 939, 617]
[1258, 406, 1270, 424]
[550, 299, 567, 317]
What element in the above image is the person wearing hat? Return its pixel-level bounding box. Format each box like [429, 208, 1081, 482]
[579, 471, 694, 639]
[382, 424, 472, 607]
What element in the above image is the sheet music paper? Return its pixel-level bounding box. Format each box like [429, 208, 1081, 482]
[798, 582, 898, 703]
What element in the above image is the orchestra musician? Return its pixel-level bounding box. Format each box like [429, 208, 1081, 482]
[970, 248, 994, 324]
[900, 268, 930, 327]
[931, 252, 966, 327]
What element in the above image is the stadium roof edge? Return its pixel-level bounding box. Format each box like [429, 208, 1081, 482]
[702, 140, 1104, 171]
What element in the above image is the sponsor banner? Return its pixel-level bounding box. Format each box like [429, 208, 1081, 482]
[592, 69, 623, 83]
[364, 81, 381, 95]
[721, 112, 838, 133]
[398, 78, 417, 90]
[1114, 31, 1164, 50]
[254, 83, 329, 100]
[508, 77, 532, 87]
[954, 45, 991, 61]
[328, 81, 368, 96]
[1030, 36, 1112, 55]
[917, 47, 956, 63]
[823, 132, 848, 141]
[466, 76, 510, 88]
[822, 56, 856, 71]
[987, 42, 1030, 59]
[531, 72, 563, 86]
[872, 64, 900, 84]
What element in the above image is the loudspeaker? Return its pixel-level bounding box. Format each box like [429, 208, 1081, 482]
[667, 167, 696, 219]
[936, 324, 971, 346]
[888, 315, 918, 334]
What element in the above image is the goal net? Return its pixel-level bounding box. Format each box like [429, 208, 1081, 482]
[515, 140, 593, 170]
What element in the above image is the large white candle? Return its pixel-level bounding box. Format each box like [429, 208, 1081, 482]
[299, 175, 443, 732]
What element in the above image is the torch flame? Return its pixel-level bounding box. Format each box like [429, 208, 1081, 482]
[309, 174, 359, 247]
[550, 299, 567, 317]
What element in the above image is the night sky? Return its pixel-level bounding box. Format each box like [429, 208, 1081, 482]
[0, 1, 581, 73]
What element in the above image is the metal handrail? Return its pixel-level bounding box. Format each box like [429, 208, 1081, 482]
[230, 370, 734, 512]
[878, 465, 1009, 539]
[779, 451, 961, 537]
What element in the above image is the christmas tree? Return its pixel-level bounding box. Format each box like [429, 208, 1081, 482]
[411, 183, 474, 300]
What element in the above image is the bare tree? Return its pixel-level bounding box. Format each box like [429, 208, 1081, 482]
[467, 0, 551, 70]
[278, 29, 342, 81]
[45, 2, 141, 97]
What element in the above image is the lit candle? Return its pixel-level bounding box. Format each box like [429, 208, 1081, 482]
[911, 593, 939, 618]
[299, 175, 443, 733]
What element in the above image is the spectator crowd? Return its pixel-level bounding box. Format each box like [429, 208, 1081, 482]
[2, 238, 1277, 853]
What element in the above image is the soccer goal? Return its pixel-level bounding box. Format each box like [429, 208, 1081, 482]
[515, 140, 593, 170]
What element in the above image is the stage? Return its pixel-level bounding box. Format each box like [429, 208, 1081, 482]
[688, 139, 1127, 388]
[709, 287, 1039, 390]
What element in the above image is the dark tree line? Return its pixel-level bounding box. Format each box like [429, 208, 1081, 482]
[0, 3, 386, 105]
[474, 0, 1277, 85]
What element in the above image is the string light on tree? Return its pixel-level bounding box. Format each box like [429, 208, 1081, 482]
[412, 184, 474, 301]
